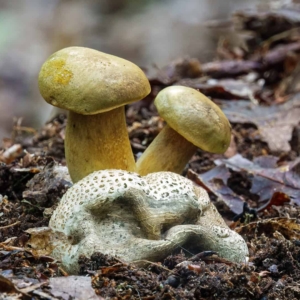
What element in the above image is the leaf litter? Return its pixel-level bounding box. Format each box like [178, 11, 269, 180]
[1, 3, 300, 299]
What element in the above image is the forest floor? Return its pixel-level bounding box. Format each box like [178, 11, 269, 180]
[1, 5, 300, 300]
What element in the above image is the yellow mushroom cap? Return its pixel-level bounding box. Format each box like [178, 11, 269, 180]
[38, 47, 151, 114]
[154, 86, 231, 153]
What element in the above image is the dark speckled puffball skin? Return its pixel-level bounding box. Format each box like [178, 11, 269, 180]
[49, 170, 249, 274]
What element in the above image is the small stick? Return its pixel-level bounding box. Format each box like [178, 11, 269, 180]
[132, 260, 175, 274]
[0, 221, 21, 230]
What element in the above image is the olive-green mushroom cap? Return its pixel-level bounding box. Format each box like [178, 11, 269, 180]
[38, 47, 151, 114]
[154, 86, 231, 153]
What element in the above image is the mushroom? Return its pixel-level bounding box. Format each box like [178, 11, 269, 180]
[45, 169, 248, 274]
[136, 86, 231, 175]
[38, 47, 150, 183]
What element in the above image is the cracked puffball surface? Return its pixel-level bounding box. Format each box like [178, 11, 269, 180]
[49, 170, 249, 274]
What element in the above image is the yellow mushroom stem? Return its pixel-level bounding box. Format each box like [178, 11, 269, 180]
[65, 107, 136, 183]
[136, 125, 197, 176]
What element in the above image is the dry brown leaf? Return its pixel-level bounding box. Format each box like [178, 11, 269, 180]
[221, 95, 300, 152]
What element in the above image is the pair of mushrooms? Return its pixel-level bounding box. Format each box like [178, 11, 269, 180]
[36, 47, 248, 273]
[38, 47, 231, 182]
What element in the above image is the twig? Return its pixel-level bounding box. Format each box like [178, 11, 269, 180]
[32, 290, 58, 300]
[58, 266, 69, 276]
[19, 281, 48, 294]
[13, 125, 37, 134]
[132, 260, 175, 274]
[0, 221, 21, 230]
[261, 27, 300, 51]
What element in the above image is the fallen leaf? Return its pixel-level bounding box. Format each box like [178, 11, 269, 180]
[187, 264, 202, 274]
[177, 78, 261, 100]
[149, 57, 202, 85]
[187, 168, 245, 214]
[257, 191, 290, 212]
[101, 265, 123, 276]
[25, 227, 55, 256]
[216, 154, 300, 205]
[221, 94, 300, 152]
[188, 154, 300, 214]
[234, 8, 300, 41]
[0, 274, 19, 294]
[49, 276, 101, 300]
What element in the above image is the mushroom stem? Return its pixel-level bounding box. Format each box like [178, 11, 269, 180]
[136, 125, 197, 175]
[65, 107, 136, 183]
